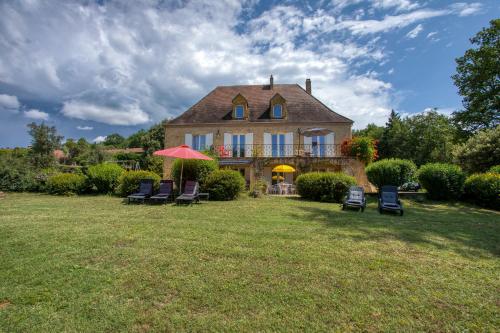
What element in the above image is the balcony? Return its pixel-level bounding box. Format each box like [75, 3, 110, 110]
[213, 144, 343, 158]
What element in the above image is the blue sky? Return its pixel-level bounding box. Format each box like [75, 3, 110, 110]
[0, 0, 498, 147]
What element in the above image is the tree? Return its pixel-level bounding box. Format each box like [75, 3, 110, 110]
[452, 19, 500, 136]
[103, 133, 125, 147]
[405, 110, 456, 166]
[141, 120, 166, 155]
[453, 126, 500, 173]
[124, 129, 146, 148]
[377, 110, 410, 160]
[64, 138, 89, 165]
[27, 122, 63, 169]
[352, 123, 384, 140]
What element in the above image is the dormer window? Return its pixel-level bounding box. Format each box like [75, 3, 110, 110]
[270, 93, 287, 119]
[232, 94, 248, 120]
[235, 105, 244, 119]
[273, 104, 283, 118]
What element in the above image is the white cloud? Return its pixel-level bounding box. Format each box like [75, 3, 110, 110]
[62, 101, 149, 126]
[371, 0, 420, 12]
[24, 109, 49, 120]
[426, 31, 437, 38]
[450, 2, 483, 16]
[0, 1, 483, 129]
[406, 24, 423, 38]
[388, 68, 394, 74]
[0, 94, 20, 112]
[76, 125, 93, 130]
[93, 136, 107, 144]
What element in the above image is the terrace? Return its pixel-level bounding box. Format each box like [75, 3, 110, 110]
[214, 144, 344, 158]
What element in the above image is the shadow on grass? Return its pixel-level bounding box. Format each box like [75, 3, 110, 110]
[287, 197, 500, 257]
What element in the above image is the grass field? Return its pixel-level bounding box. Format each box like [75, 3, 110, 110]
[0, 193, 499, 332]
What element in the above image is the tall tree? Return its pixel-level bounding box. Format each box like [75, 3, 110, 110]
[377, 110, 410, 159]
[27, 122, 63, 169]
[103, 133, 125, 147]
[452, 19, 500, 136]
[141, 120, 166, 155]
[352, 123, 384, 140]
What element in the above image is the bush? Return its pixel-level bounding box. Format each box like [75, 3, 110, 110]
[171, 151, 218, 190]
[142, 155, 164, 176]
[87, 163, 124, 193]
[0, 153, 38, 192]
[46, 173, 87, 195]
[296, 172, 356, 202]
[489, 165, 500, 174]
[116, 170, 161, 197]
[341, 136, 378, 164]
[365, 158, 417, 189]
[453, 126, 500, 173]
[204, 170, 245, 200]
[463, 173, 500, 210]
[417, 163, 466, 200]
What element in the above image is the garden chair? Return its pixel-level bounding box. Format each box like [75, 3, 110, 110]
[342, 186, 366, 212]
[149, 180, 174, 204]
[127, 179, 154, 204]
[175, 180, 200, 205]
[378, 185, 404, 216]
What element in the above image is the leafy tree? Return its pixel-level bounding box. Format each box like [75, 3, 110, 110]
[452, 19, 500, 135]
[141, 121, 166, 155]
[103, 133, 125, 147]
[405, 110, 456, 165]
[27, 122, 63, 169]
[377, 110, 410, 160]
[78, 144, 106, 166]
[352, 123, 384, 140]
[64, 138, 89, 165]
[124, 129, 146, 148]
[453, 126, 500, 173]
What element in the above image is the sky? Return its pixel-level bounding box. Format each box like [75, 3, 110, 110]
[0, 0, 498, 147]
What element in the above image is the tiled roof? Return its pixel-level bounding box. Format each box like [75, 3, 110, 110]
[167, 84, 353, 125]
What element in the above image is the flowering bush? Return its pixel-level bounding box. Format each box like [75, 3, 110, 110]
[341, 137, 378, 164]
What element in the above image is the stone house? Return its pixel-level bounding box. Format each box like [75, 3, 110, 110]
[164, 76, 371, 190]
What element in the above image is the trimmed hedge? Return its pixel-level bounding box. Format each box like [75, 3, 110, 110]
[464, 173, 500, 210]
[296, 172, 356, 203]
[365, 158, 417, 189]
[46, 173, 87, 195]
[489, 165, 500, 174]
[171, 152, 218, 191]
[87, 163, 124, 193]
[205, 170, 245, 200]
[417, 163, 465, 200]
[116, 170, 161, 197]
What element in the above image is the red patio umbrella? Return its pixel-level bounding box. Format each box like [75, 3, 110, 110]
[153, 145, 213, 193]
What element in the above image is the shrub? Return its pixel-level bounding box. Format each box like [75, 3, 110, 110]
[365, 158, 417, 189]
[417, 163, 466, 200]
[489, 165, 500, 174]
[87, 163, 124, 193]
[453, 126, 500, 173]
[296, 172, 356, 203]
[341, 136, 378, 164]
[116, 170, 161, 197]
[0, 153, 38, 192]
[142, 155, 164, 177]
[463, 173, 500, 210]
[171, 151, 218, 190]
[204, 170, 245, 200]
[46, 173, 87, 195]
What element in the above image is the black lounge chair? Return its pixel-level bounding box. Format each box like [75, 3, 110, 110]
[342, 186, 366, 211]
[127, 179, 154, 204]
[378, 185, 403, 215]
[149, 180, 174, 204]
[175, 181, 199, 205]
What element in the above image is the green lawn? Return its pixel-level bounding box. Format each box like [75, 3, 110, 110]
[0, 193, 499, 332]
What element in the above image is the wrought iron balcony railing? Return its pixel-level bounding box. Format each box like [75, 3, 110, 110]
[211, 144, 343, 158]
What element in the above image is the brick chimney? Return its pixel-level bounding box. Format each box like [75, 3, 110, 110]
[270, 74, 274, 90]
[305, 78, 311, 94]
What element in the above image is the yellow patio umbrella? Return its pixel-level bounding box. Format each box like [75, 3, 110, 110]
[272, 175, 285, 181]
[272, 165, 296, 184]
[272, 165, 296, 173]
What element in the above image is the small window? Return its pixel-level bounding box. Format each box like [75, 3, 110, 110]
[193, 135, 206, 151]
[235, 105, 244, 119]
[273, 104, 283, 118]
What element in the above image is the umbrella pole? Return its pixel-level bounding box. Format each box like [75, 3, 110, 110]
[180, 159, 184, 194]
